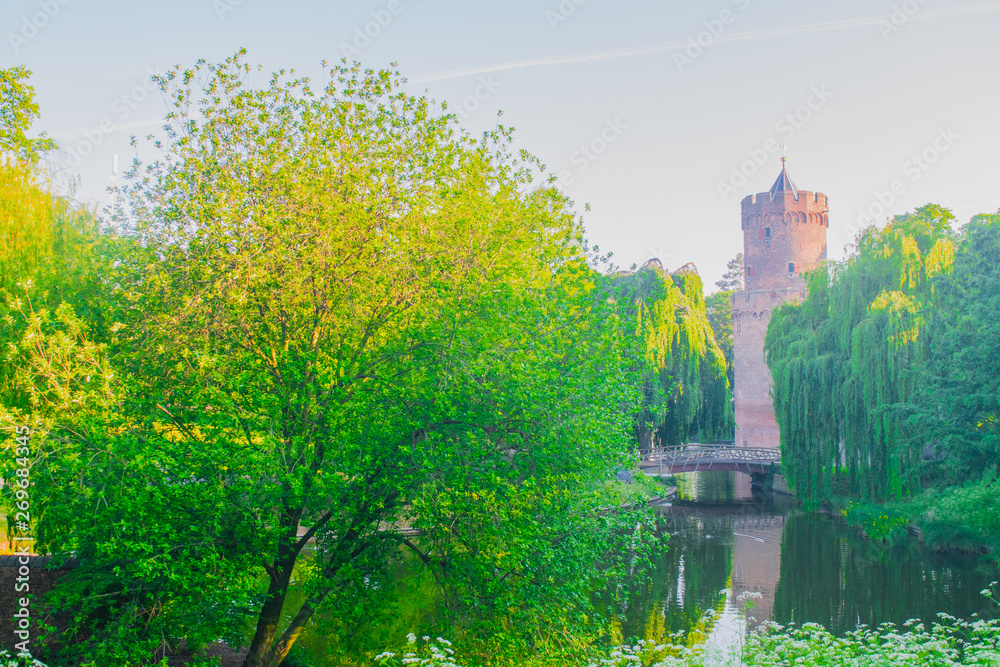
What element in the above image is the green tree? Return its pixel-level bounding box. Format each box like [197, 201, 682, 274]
[0, 65, 55, 162]
[704, 290, 735, 437]
[28, 55, 657, 667]
[610, 261, 730, 448]
[766, 204, 956, 499]
[0, 66, 100, 425]
[912, 211, 1000, 483]
[715, 252, 743, 292]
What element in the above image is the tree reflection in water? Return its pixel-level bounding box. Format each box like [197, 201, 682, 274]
[615, 471, 998, 651]
[773, 512, 998, 633]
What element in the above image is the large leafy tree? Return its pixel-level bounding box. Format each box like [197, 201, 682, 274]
[0, 66, 101, 457]
[26, 54, 656, 666]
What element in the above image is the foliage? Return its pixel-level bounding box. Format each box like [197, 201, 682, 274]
[0, 65, 55, 162]
[927, 474, 1000, 539]
[0, 55, 732, 666]
[912, 212, 1000, 484]
[609, 261, 730, 447]
[743, 616, 1000, 667]
[768, 203, 1000, 529]
[766, 204, 959, 500]
[11, 53, 667, 667]
[839, 500, 910, 544]
[704, 290, 734, 436]
[714, 253, 744, 292]
[902, 469, 1000, 555]
[0, 163, 99, 317]
[0, 68, 102, 417]
[0, 651, 47, 667]
[0, 67, 104, 569]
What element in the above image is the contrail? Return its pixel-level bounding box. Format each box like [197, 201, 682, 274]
[411, 3, 1000, 83]
[51, 1, 1000, 139]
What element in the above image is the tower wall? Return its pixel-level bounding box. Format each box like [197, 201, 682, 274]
[731, 287, 802, 448]
[741, 190, 828, 290]
[731, 185, 828, 449]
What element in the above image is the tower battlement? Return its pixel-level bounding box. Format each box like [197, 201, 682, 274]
[743, 190, 828, 206]
[738, 166, 828, 291]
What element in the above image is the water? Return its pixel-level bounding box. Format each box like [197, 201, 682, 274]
[618, 471, 999, 650]
[289, 470, 998, 663]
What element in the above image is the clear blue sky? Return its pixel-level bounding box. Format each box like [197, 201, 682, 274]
[4, 0, 999, 288]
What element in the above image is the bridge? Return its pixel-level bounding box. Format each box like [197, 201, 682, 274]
[639, 444, 781, 477]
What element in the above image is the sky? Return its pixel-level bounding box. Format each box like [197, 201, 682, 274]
[3, 0, 999, 288]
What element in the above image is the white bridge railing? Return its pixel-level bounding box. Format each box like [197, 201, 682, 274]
[641, 444, 781, 475]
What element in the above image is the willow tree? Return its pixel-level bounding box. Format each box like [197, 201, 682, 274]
[766, 205, 955, 499]
[609, 260, 730, 447]
[24, 54, 656, 667]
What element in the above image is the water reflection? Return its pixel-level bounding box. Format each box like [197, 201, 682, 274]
[618, 507, 733, 643]
[773, 512, 998, 632]
[622, 471, 998, 647]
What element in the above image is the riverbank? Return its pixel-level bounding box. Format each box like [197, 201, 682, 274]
[810, 486, 1000, 563]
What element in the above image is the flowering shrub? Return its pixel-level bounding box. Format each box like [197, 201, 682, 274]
[743, 614, 1000, 667]
[380, 584, 1000, 667]
[0, 651, 46, 667]
[375, 634, 461, 667]
[840, 500, 910, 543]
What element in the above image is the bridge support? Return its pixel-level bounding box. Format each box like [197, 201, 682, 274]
[750, 466, 792, 495]
[750, 470, 775, 492]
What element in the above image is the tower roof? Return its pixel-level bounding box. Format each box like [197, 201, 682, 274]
[769, 163, 798, 199]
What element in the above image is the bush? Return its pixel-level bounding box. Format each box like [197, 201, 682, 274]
[930, 474, 1000, 540]
[840, 500, 910, 544]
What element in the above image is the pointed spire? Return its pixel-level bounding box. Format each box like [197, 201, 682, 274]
[769, 145, 798, 199]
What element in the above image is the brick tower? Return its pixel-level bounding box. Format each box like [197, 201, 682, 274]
[730, 157, 828, 448]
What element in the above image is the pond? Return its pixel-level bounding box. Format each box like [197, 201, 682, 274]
[617, 471, 999, 653]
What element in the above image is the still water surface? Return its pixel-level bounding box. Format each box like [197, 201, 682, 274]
[292, 471, 998, 663]
[619, 471, 998, 650]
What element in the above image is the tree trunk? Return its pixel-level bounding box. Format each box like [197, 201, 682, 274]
[261, 599, 320, 666]
[243, 519, 300, 667]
